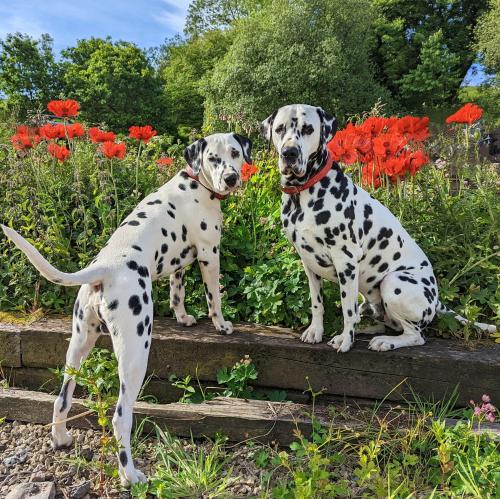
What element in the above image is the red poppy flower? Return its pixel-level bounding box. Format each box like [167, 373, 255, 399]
[88, 127, 116, 143]
[397, 116, 430, 142]
[39, 124, 66, 140]
[404, 150, 429, 176]
[47, 99, 80, 118]
[373, 133, 407, 159]
[10, 126, 41, 151]
[156, 157, 174, 166]
[100, 141, 126, 160]
[446, 103, 483, 125]
[328, 127, 359, 164]
[48, 143, 70, 162]
[129, 125, 157, 143]
[241, 162, 258, 181]
[66, 123, 85, 139]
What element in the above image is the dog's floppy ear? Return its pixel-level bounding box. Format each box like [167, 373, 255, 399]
[260, 110, 277, 142]
[233, 133, 253, 164]
[184, 138, 207, 175]
[316, 107, 337, 144]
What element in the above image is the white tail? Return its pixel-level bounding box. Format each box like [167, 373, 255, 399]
[436, 301, 496, 334]
[1, 224, 106, 287]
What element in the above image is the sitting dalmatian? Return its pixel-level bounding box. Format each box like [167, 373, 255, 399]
[261, 104, 496, 352]
[1, 132, 252, 485]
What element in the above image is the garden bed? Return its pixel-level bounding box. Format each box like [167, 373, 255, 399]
[1, 315, 498, 406]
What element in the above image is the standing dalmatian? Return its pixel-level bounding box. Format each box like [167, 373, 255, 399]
[261, 104, 496, 353]
[1, 132, 252, 485]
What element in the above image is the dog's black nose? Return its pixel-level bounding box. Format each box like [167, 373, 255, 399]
[224, 173, 238, 188]
[282, 146, 299, 163]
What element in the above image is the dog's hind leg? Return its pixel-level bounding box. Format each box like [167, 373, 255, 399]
[170, 269, 196, 326]
[102, 282, 153, 486]
[52, 285, 100, 449]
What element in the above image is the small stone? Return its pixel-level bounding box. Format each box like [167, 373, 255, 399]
[69, 480, 91, 499]
[6, 481, 56, 499]
[30, 472, 47, 482]
[79, 445, 94, 461]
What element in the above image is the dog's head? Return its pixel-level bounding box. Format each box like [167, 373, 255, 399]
[261, 104, 336, 181]
[184, 133, 252, 195]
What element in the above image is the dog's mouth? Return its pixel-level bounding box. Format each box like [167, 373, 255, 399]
[280, 161, 306, 178]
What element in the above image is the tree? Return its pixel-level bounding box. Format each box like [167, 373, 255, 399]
[371, 0, 488, 110]
[203, 0, 392, 129]
[474, 0, 500, 126]
[0, 33, 62, 116]
[184, 0, 269, 38]
[61, 38, 167, 132]
[159, 30, 231, 137]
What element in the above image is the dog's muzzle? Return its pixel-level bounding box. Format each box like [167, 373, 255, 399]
[224, 173, 239, 188]
[281, 146, 304, 176]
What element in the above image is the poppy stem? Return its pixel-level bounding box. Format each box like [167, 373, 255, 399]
[135, 142, 142, 199]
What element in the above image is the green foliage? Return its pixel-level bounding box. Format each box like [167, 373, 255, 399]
[133, 427, 235, 498]
[0, 33, 62, 117]
[475, 0, 500, 74]
[203, 0, 392, 129]
[371, 0, 488, 111]
[61, 38, 167, 132]
[160, 31, 232, 137]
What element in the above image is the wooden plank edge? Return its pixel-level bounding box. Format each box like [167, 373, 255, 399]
[0, 388, 336, 445]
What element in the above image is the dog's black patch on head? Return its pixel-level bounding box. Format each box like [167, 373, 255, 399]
[128, 220, 140, 226]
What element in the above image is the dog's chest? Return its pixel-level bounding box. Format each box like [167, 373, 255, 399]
[281, 194, 337, 279]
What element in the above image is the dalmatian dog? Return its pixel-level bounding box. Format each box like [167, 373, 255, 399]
[261, 104, 496, 352]
[1, 132, 252, 485]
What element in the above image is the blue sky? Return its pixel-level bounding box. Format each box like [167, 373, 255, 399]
[1, 0, 488, 85]
[0, 0, 191, 53]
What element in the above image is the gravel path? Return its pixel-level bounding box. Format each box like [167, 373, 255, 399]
[0, 421, 270, 498]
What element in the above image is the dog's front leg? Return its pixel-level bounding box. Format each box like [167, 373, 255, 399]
[328, 255, 360, 353]
[301, 265, 324, 343]
[198, 254, 233, 335]
[170, 269, 197, 326]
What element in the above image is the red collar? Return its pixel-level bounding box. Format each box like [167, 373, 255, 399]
[185, 166, 229, 200]
[281, 155, 334, 195]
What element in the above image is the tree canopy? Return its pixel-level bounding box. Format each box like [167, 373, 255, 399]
[203, 0, 392, 129]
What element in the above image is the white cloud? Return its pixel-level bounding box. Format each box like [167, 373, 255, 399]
[153, 0, 190, 33]
[0, 13, 46, 40]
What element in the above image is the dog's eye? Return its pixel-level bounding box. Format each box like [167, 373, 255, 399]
[275, 124, 284, 135]
[231, 149, 240, 159]
[302, 124, 314, 135]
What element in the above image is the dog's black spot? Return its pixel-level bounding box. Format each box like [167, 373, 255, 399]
[157, 263, 163, 274]
[127, 261, 138, 271]
[148, 323, 152, 335]
[143, 291, 149, 304]
[117, 405, 122, 416]
[145, 341, 149, 349]
[145, 315, 150, 326]
[393, 252, 401, 260]
[137, 266, 149, 277]
[315, 211, 331, 225]
[397, 235, 404, 248]
[335, 203, 342, 211]
[59, 381, 70, 412]
[132, 245, 142, 252]
[213, 246, 218, 254]
[421, 260, 429, 267]
[73, 300, 79, 317]
[363, 220, 372, 235]
[366, 275, 376, 283]
[108, 299, 119, 310]
[138, 278, 146, 289]
[190, 181, 198, 189]
[147, 199, 162, 205]
[378, 262, 389, 272]
[394, 288, 401, 295]
[119, 450, 128, 467]
[315, 255, 330, 267]
[429, 275, 435, 284]
[137, 212, 147, 219]
[379, 239, 389, 250]
[398, 275, 418, 285]
[182, 225, 187, 241]
[161, 228, 168, 237]
[302, 244, 314, 253]
[167, 210, 175, 218]
[179, 183, 186, 191]
[137, 322, 144, 336]
[421, 277, 431, 286]
[364, 204, 373, 218]
[121, 382, 125, 394]
[367, 238, 376, 250]
[78, 309, 83, 320]
[378, 227, 393, 241]
[128, 220, 140, 226]
[369, 255, 381, 266]
[128, 295, 142, 315]
[76, 324, 80, 334]
[341, 246, 353, 259]
[154, 250, 159, 261]
[161, 243, 168, 254]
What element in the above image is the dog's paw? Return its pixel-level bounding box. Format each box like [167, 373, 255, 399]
[52, 430, 73, 450]
[216, 320, 233, 335]
[327, 334, 353, 353]
[368, 336, 396, 352]
[120, 468, 147, 487]
[177, 314, 197, 327]
[300, 324, 323, 344]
